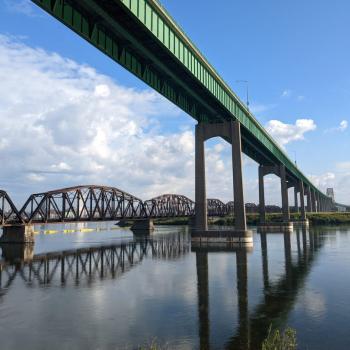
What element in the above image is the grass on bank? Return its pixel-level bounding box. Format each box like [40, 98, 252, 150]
[262, 326, 297, 350]
[137, 327, 298, 349]
[153, 212, 350, 226]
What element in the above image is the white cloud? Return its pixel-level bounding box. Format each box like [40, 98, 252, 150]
[281, 89, 292, 98]
[309, 171, 350, 204]
[309, 172, 336, 189]
[2, 0, 37, 16]
[339, 120, 348, 131]
[1, 35, 342, 208]
[265, 119, 317, 146]
[325, 120, 348, 133]
[336, 162, 350, 171]
[0, 35, 244, 205]
[249, 103, 275, 115]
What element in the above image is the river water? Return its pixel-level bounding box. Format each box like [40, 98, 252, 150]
[0, 223, 350, 349]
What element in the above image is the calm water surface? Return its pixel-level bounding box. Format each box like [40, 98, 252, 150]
[1, 223, 350, 349]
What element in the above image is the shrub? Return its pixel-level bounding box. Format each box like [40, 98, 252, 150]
[262, 326, 297, 350]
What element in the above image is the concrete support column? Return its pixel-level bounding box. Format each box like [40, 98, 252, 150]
[316, 193, 321, 212]
[306, 187, 312, 212]
[231, 120, 247, 231]
[299, 181, 306, 220]
[0, 225, 35, 243]
[311, 190, 317, 213]
[280, 165, 290, 222]
[258, 165, 266, 224]
[294, 186, 299, 213]
[131, 219, 154, 234]
[195, 123, 207, 231]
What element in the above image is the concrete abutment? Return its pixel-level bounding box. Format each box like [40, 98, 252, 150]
[0, 225, 35, 244]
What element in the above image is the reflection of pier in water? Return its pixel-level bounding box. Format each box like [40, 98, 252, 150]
[194, 228, 326, 350]
[0, 232, 190, 295]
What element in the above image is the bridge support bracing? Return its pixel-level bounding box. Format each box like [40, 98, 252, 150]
[0, 225, 35, 244]
[258, 165, 266, 224]
[280, 165, 290, 222]
[193, 120, 252, 243]
[257, 165, 293, 232]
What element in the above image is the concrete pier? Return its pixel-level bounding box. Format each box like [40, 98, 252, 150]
[280, 165, 290, 222]
[193, 120, 252, 243]
[258, 165, 266, 224]
[0, 225, 35, 244]
[258, 164, 295, 231]
[130, 219, 154, 234]
[299, 180, 307, 220]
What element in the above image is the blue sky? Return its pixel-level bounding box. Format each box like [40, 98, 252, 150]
[0, 0, 349, 205]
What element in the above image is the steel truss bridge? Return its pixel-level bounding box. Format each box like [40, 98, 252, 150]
[0, 185, 232, 226]
[1, 185, 347, 227]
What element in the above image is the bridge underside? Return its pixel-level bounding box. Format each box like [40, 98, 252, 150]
[31, 0, 297, 176]
[0, 0, 342, 244]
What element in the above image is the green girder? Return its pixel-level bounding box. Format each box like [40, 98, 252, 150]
[31, 0, 328, 200]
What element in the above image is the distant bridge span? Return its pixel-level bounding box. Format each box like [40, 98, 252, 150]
[0, 185, 231, 226]
[1, 185, 348, 228]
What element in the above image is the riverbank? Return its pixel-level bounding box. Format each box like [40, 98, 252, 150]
[153, 212, 350, 226]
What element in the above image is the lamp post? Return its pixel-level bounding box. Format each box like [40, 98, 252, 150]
[292, 150, 297, 166]
[236, 80, 249, 110]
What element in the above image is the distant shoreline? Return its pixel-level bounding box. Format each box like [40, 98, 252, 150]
[149, 212, 350, 226]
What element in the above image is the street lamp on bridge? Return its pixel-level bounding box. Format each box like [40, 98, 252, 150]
[236, 80, 250, 110]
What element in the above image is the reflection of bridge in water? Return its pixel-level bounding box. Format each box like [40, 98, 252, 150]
[0, 232, 190, 294]
[0, 228, 327, 348]
[194, 227, 326, 349]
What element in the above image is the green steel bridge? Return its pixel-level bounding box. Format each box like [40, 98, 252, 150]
[13, 0, 345, 242]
